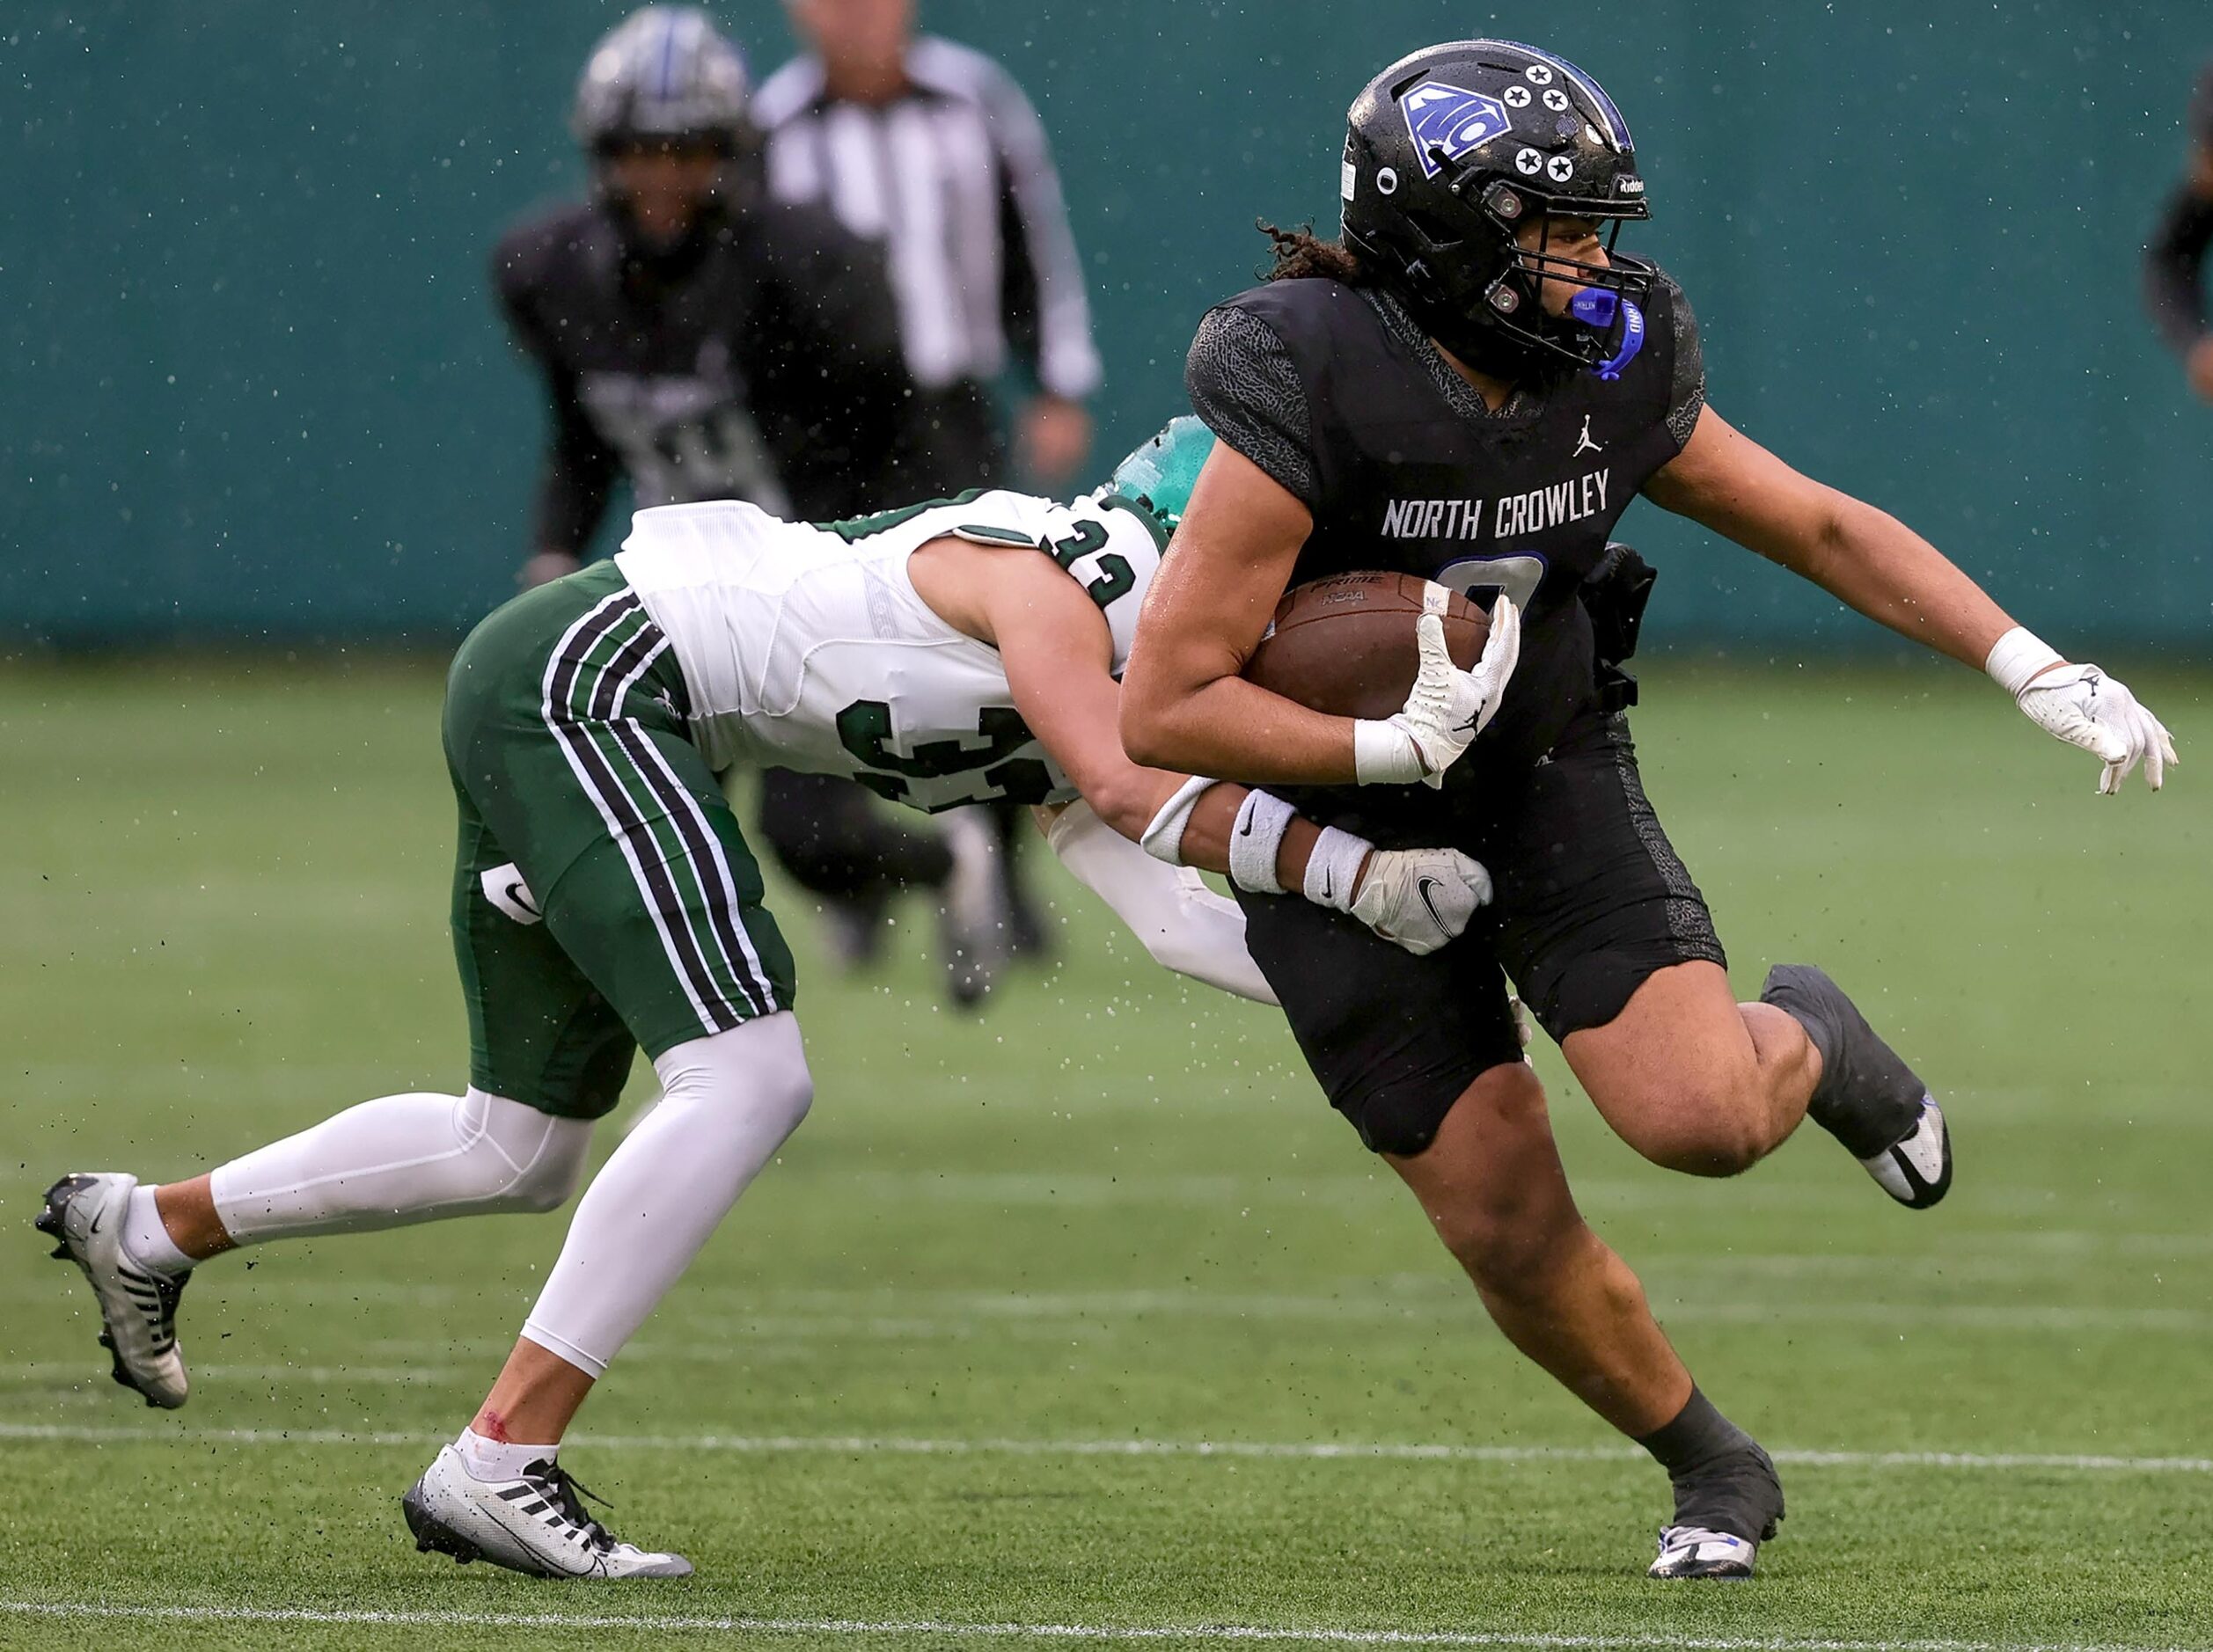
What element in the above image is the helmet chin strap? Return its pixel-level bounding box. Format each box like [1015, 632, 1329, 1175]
[1414, 283, 1645, 388]
[1381, 252, 1646, 386]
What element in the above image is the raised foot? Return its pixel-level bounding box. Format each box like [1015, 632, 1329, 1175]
[1860, 1094, 1953, 1210]
[36, 1172, 191, 1409]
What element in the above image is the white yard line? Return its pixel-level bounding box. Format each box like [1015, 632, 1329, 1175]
[0, 1599, 2194, 1650]
[15, 1278, 2202, 1336]
[1, 1422, 2206, 1475]
[0, 1362, 457, 1385]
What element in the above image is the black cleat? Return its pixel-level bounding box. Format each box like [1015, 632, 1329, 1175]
[1860, 1095, 1952, 1210]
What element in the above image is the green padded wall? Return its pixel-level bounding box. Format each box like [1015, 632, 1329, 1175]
[5, 4, 2208, 651]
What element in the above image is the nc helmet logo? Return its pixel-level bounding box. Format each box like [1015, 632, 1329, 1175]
[1400, 81, 1515, 179]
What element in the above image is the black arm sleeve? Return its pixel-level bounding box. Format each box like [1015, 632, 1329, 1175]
[977, 56, 1100, 400]
[534, 376, 622, 556]
[1655, 271, 1706, 450]
[490, 241, 619, 555]
[1183, 304, 1319, 509]
[999, 162, 1042, 378]
[2143, 184, 2213, 357]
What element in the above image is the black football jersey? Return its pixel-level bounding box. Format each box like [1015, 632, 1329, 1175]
[1186, 272, 1704, 776]
[492, 198, 916, 554]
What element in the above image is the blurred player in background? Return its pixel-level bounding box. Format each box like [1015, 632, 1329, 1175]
[495, 6, 997, 1003]
[35, 426, 1506, 1579]
[1121, 38, 2178, 1581]
[2144, 62, 2213, 401]
[755, 0, 1109, 960]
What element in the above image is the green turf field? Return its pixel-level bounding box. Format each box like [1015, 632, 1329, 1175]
[2, 658, 2209, 1651]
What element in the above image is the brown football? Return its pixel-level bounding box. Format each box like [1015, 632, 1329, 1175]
[1242, 572, 1489, 720]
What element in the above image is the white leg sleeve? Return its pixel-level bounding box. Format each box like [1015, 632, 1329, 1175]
[208, 1088, 594, 1245]
[1044, 801, 1279, 1005]
[519, 1012, 812, 1378]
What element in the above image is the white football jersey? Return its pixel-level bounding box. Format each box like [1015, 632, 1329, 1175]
[612, 488, 1165, 812]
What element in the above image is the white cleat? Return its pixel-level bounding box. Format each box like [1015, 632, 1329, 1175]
[402, 1444, 693, 1579]
[34, 1172, 190, 1409]
[1860, 1095, 1952, 1210]
[1648, 1524, 1761, 1580]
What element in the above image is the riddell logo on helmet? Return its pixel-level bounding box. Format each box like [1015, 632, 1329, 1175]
[1399, 82, 1514, 177]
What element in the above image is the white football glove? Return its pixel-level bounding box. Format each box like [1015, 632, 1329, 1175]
[1346, 844, 1493, 955]
[2013, 662, 2177, 795]
[1352, 594, 1522, 787]
[1289, 821, 1491, 955]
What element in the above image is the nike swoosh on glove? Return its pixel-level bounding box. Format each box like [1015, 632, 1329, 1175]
[1353, 596, 1521, 787]
[1346, 846, 1494, 955]
[2016, 664, 2179, 794]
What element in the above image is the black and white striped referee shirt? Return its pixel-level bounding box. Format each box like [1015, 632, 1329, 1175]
[752, 35, 1103, 400]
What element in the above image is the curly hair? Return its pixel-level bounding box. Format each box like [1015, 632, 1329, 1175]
[1258, 220, 1369, 285]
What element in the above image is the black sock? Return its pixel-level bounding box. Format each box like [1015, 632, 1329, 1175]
[1636, 1387, 1784, 1541]
[1761, 962, 1924, 1158]
[1636, 1385, 1754, 1478]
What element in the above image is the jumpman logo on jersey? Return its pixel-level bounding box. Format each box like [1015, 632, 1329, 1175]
[1572, 416, 1603, 457]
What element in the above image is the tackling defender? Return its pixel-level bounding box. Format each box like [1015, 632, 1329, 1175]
[1120, 39, 2176, 1579]
[36, 428, 1513, 1580]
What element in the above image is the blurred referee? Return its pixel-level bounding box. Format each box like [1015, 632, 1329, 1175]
[756, 0, 1106, 956]
[2144, 62, 2213, 402]
[756, 0, 1103, 490]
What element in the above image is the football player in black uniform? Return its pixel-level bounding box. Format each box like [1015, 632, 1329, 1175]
[492, 6, 996, 1001]
[1121, 39, 2177, 1579]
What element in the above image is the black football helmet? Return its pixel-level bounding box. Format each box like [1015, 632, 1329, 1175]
[571, 8, 757, 251]
[1340, 40, 1652, 377]
[572, 7, 752, 157]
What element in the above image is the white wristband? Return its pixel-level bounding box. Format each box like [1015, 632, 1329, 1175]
[1302, 825, 1371, 914]
[1985, 626, 2065, 699]
[1139, 775, 1217, 866]
[1227, 790, 1295, 894]
[1352, 718, 1425, 785]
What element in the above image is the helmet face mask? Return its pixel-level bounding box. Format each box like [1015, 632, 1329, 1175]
[1340, 40, 1652, 376]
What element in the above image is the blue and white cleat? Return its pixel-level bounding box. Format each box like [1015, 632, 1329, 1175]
[1648, 1524, 1761, 1580]
[34, 1172, 191, 1409]
[1860, 1094, 1952, 1210]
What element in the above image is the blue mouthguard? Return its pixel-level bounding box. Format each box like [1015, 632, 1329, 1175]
[1570, 289, 1645, 381]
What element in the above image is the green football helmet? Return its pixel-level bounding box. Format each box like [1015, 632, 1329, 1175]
[1102, 415, 1216, 534]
